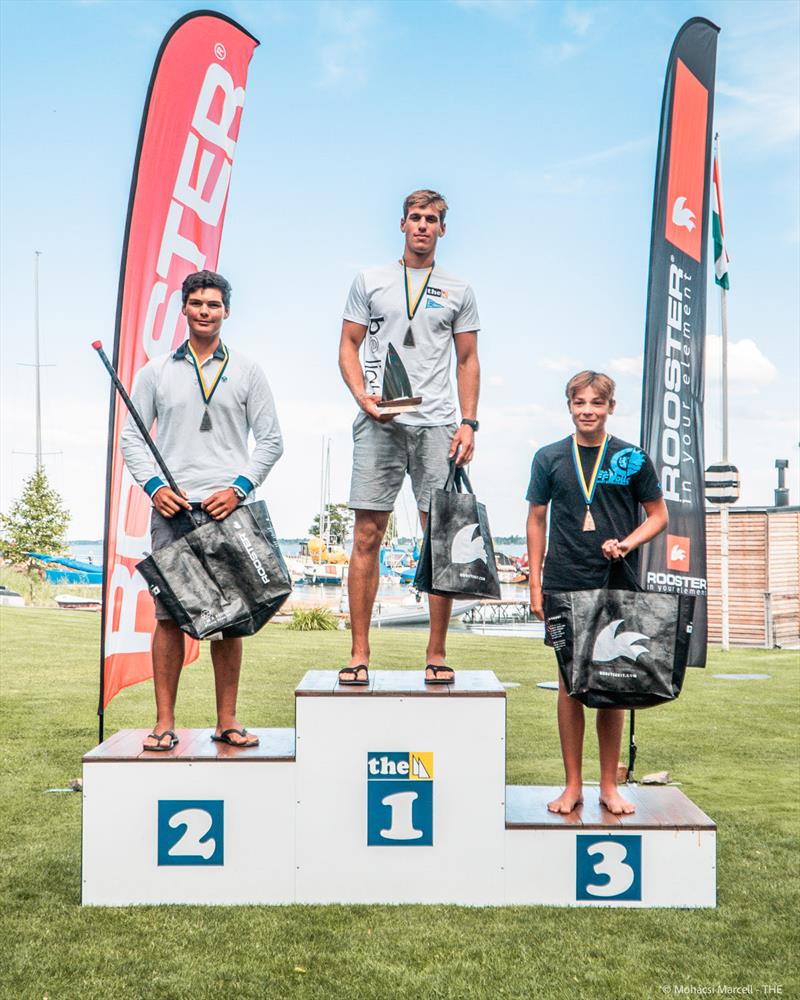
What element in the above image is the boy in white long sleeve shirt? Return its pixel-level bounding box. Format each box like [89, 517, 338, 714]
[121, 269, 283, 751]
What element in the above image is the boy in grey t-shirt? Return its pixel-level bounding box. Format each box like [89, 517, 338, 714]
[338, 189, 482, 687]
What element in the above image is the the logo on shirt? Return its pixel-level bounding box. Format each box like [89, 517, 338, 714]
[426, 286, 448, 299]
[666, 534, 691, 571]
[426, 298, 444, 309]
[597, 447, 646, 486]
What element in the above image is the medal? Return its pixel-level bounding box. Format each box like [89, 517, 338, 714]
[186, 341, 229, 432]
[402, 258, 434, 349]
[571, 434, 609, 533]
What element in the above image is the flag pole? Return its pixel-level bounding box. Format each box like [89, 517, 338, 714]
[715, 133, 731, 652]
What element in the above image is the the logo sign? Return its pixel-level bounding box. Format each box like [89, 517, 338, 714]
[664, 58, 709, 262]
[426, 298, 444, 309]
[158, 800, 224, 866]
[666, 533, 691, 571]
[367, 751, 433, 846]
[450, 523, 487, 565]
[671, 195, 696, 232]
[576, 835, 642, 901]
[592, 620, 650, 664]
[597, 447, 646, 487]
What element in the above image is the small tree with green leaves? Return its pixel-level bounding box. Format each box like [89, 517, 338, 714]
[308, 502, 354, 547]
[0, 468, 71, 566]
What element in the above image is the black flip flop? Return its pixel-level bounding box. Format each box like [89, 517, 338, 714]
[211, 728, 259, 748]
[338, 665, 369, 686]
[143, 730, 178, 752]
[425, 665, 455, 685]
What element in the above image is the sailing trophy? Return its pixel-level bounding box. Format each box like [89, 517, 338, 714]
[375, 342, 422, 415]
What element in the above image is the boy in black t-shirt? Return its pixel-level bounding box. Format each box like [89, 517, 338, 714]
[526, 371, 667, 815]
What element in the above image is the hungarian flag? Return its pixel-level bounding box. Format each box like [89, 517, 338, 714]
[712, 138, 730, 289]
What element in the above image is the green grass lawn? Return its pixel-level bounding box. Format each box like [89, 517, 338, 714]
[1, 607, 798, 1000]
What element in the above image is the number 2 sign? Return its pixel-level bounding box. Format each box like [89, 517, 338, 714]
[158, 800, 224, 866]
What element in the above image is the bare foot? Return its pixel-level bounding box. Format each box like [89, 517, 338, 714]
[547, 788, 584, 813]
[599, 788, 636, 815]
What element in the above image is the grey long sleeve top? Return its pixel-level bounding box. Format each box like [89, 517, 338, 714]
[120, 341, 283, 502]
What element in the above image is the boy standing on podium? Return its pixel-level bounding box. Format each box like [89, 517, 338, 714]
[526, 371, 667, 815]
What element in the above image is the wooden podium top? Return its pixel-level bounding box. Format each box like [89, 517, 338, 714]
[295, 669, 506, 698]
[505, 785, 716, 831]
[83, 727, 296, 763]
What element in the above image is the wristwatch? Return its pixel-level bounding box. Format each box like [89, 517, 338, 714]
[231, 485, 247, 501]
[461, 418, 479, 432]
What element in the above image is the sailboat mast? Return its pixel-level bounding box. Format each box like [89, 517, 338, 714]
[33, 251, 43, 471]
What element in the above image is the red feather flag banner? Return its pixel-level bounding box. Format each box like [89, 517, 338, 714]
[98, 12, 259, 734]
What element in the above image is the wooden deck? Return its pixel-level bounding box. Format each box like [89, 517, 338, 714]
[295, 669, 506, 698]
[505, 785, 716, 830]
[82, 727, 296, 763]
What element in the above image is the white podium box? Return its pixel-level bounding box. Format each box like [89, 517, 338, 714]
[81, 670, 716, 907]
[82, 728, 296, 906]
[505, 786, 716, 907]
[294, 670, 506, 904]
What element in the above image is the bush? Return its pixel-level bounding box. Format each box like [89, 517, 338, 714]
[286, 607, 339, 631]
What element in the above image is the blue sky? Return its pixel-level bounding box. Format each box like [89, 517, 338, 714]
[1, 0, 798, 538]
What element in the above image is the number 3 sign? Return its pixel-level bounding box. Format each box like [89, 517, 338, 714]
[576, 835, 642, 901]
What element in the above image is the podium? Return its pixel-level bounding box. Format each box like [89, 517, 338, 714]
[82, 670, 716, 907]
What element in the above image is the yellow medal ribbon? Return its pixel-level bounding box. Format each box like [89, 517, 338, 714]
[403, 259, 434, 321]
[187, 342, 229, 405]
[571, 434, 609, 531]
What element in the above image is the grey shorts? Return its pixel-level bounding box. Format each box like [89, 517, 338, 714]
[149, 508, 213, 621]
[348, 414, 458, 513]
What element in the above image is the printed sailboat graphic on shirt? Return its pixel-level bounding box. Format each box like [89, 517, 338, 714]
[376, 342, 422, 415]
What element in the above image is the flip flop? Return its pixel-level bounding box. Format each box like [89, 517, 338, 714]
[143, 730, 178, 752]
[338, 665, 369, 686]
[211, 728, 259, 748]
[425, 664, 455, 685]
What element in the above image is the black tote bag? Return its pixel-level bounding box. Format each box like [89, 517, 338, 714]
[137, 500, 292, 640]
[414, 461, 502, 601]
[545, 561, 694, 709]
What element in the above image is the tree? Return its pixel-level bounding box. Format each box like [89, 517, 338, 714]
[0, 468, 71, 564]
[307, 503, 353, 547]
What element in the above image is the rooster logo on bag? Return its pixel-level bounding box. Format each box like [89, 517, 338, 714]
[450, 523, 488, 565]
[592, 619, 650, 664]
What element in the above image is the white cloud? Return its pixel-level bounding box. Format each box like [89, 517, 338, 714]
[316, 3, 379, 89]
[488, 374, 505, 387]
[539, 355, 581, 373]
[705, 336, 777, 392]
[610, 355, 642, 377]
[453, 0, 536, 17]
[563, 5, 593, 38]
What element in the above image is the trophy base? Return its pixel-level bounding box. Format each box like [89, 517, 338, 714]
[376, 396, 422, 415]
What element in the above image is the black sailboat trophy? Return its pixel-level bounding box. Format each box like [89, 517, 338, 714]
[376, 342, 422, 415]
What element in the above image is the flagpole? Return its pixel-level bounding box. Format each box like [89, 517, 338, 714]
[715, 133, 731, 652]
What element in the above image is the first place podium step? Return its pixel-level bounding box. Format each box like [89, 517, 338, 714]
[82, 670, 716, 907]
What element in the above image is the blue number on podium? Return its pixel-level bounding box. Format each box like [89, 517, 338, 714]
[576, 835, 641, 901]
[158, 800, 224, 866]
[367, 752, 433, 846]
